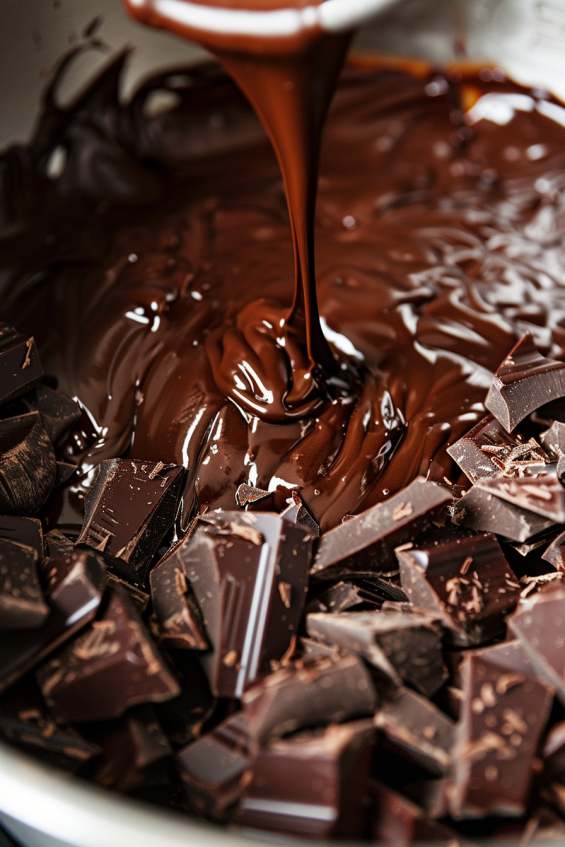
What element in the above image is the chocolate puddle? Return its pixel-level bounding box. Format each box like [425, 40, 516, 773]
[2, 53, 565, 532]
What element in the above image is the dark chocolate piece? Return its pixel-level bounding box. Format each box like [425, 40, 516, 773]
[447, 414, 529, 483]
[371, 781, 460, 845]
[0, 549, 106, 693]
[76, 458, 185, 577]
[233, 721, 376, 839]
[485, 334, 565, 432]
[154, 652, 215, 748]
[0, 538, 48, 630]
[311, 478, 452, 579]
[36, 587, 180, 722]
[477, 468, 565, 522]
[451, 485, 556, 542]
[0, 412, 56, 515]
[0, 324, 43, 407]
[173, 511, 313, 697]
[450, 654, 552, 818]
[235, 483, 271, 507]
[307, 608, 446, 697]
[54, 461, 77, 487]
[307, 580, 380, 614]
[90, 705, 171, 791]
[509, 584, 565, 703]
[397, 532, 521, 646]
[105, 572, 149, 612]
[288, 491, 320, 537]
[45, 529, 74, 559]
[18, 385, 81, 445]
[542, 528, 565, 571]
[469, 639, 537, 679]
[0, 516, 43, 559]
[540, 420, 565, 461]
[374, 687, 455, 777]
[149, 550, 208, 650]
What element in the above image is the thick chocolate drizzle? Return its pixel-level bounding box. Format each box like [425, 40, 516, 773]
[2, 54, 565, 533]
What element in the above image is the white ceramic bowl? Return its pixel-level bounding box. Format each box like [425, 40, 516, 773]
[2, 1, 565, 845]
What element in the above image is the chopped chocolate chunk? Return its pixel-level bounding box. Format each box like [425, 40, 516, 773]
[311, 478, 452, 580]
[233, 721, 376, 839]
[307, 608, 446, 696]
[76, 458, 185, 577]
[105, 572, 149, 612]
[150, 548, 208, 650]
[0, 412, 56, 515]
[241, 653, 377, 742]
[307, 580, 380, 614]
[0, 538, 48, 630]
[287, 491, 320, 537]
[173, 512, 313, 697]
[451, 485, 556, 542]
[447, 414, 529, 484]
[45, 529, 74, 559]
[450, 654, 553, 818]
[17, 385, 81, 445]
[375, 687, 455, 776]
[54, 461, 77, 487]
[542, 528, 565, 571]
[235, 483, 271, 507]
[90, 705, 172, 791]
[0, 324, 43, 407]
[371, 781, 460, 845]
[477, 469, 565, 522]
[398, 532, 521, 646]
[485, 335, 565, 432]
[36, 587, 180, 722]
[509, 584, 565, 703]
[0, 549, 106, 693]
[0, 516, 43, 558]
[541, 421, 565, 461]
[0, 676, 100, 773]
[469, 639, 536, 679]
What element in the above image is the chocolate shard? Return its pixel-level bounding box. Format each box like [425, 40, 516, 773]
[397, 532, 521, 647]
[0, 412, 56, 515]
[0, 538, 48, 630]
[0, 548, 106, 694]
[173, 511, 313, 698]
[540, 420, 565, 461]
[45, 528, 74, 559]
[235, 483, 271, 507]
[0, 676, 101, 773]
[36, 587, 180, 722]
[447, 414, 529, 483]
[311, 478, 452, 580]
[307, 609, 446, 697]
[105, 572, 149, 612]
[543, 528, 565, 571]
[374, 687, 455, 776]
[450, 654, 553, 818]
[508, 584, 565, 704]
[469, 639, 537, 679]
[370, 781, 461, 845]
[233, 721, 376, 839]
[0, 515, 43, 559]
[451, 484, 556, 542]
[76, 458, 185, 577]
[90, 704, 172, 792]
[0, 323, 43, 407]
[17, 385, 81, 445]
[149, 549, 208, 650]
[289, 491, 320, 537]
[477, 468, 565, 522]
[54, 461, 77, 487]
[485, 334, 565, 432]
[241, 653, 377, 743]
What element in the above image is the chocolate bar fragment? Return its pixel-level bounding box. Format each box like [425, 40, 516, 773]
[397, 532, 521, 646]
[76, 459, 185, 577]
[104, 572, 149, 612]
[45, 529, 74, 559]
[509, 584, 565, 703]
[307, 609, 446, 697]
[375, 688, 455, 777]
[90, 705, 172, 791]
[469, 639, 537, 679]
[36, 587, 180, 722]
[542, 528, 565, 571]
[541, 421, 565, 461]
[0, 412, 56, 515]
[450, 654, 553, 818]
[0, 516, 43, 558]
[311, 478, 452, 580]
[233, 721, 376, 839]
[150, 551, 208, 650]
[447, 415, 529, 483]
[0, 549, 106, 694]
[0, 538, 48, 630]
[17, 385, 81, 445]
[370, 781, 460, 845]
[477, 469, 565, 523]
[0, 324, 43, 407]
[451, 485, 556, 542]
[284, 491, 320, 537]
[235, 483, 271, 507]
[0, 675, 100, 773]
[172, 512, 313, 697]
[485, 335, 565, 432]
